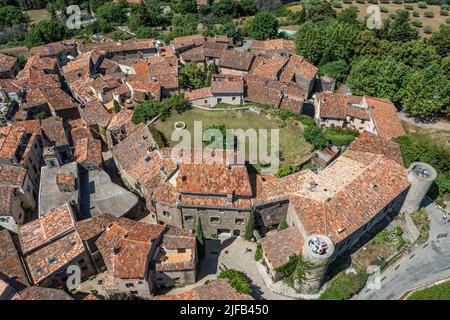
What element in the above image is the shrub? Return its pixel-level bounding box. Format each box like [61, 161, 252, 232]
[332, 0, 343, 8]
[404, 4, 414, 10]
[254, 245, 263, 262]
[392, 0, 403, 4]
[389, 12, 398, 19]
[355, 0, 366, 4]
[440, 10, 449, 16]
[380, 0, 390, 3]
[418, 1, 427, 8]
[413, 10, 420, 17]
[218, 269, 252, 295]
[343, 0, 353, 3]
[411, 19, 423, 27]
[424, 25, 433, 33]
[447, 18, 450, 24]
[368, 0, 379, 4]
[380, 6, 389, 12]
[320, 266, 369, 300]
[442, 4, 450, 10]
[278, 221, 289, 231]
[148, 127, 167, 149]
[275, 164, 301, 178]
[424, 11, 434, 18]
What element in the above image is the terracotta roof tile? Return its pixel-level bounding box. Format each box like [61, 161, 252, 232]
[350, 131, 404, 165]
[260, 226, 304, 269]
[366, 97, 405, 140]
[155, 279, 253, 300]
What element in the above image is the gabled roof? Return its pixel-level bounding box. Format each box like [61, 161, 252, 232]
[219, 51, 254, 71]
[0, 229, 29, 288]
[19, 203, 76, 254]
[95, 218, 165, 279]
[366, 96, 405, 140]
[350, 131, 404, 165]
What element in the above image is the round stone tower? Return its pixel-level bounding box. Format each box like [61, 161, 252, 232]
[295, 235, 334, 294]
[401, 162, 437, 215]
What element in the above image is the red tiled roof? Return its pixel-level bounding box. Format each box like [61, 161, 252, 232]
[80, 100, 111, 128]
[211, 74, 244, 94]
[184, 87, 212, 101]
[0, 54, 17, 73]
[279, 54, 318, 82]
[14, 287, 73, 300]
[19, 203, 76, 254]
[176, 163, 252, 196]
[155, 279, 253, 300]
[260, 226, 304, 269]
[366, 97, 405, 140]
[0, 229, 29, 288]
[316, 92, 368, 120]
[75, 214, 116, 241]
[219, 51, 254, 71]
[350, 131, 404, 165]
[95, 218, 165, 279]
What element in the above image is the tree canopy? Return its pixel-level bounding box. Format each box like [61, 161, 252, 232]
[248, 11, 279, 40]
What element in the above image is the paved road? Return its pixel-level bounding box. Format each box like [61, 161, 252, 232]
[354, 200, 450, 300]
[398, 111, 450, 131]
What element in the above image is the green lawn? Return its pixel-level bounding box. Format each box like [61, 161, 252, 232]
[26, 9, 50, 24]
[151, 108, 313, 166]
[407, 280, 450, 300]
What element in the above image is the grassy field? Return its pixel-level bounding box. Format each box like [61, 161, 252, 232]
[287, 1, 448, 35]
[26, 9, 50, 25]
[151, 108, 313, 166]
[320, 265, 369, 300]
[402, 121, 450, 150]
[407, 280, 450, 300]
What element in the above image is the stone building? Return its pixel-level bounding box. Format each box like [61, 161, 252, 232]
[314, 93, 406, 140]
[185, 75, 244, 108]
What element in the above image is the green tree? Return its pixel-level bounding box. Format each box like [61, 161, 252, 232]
[442, 56, 450, 79]
[248, 12, 279, 40]
[196, 217, 206, 259]
[175, 0, 198, 14]
[163, 93, 191, 114]
[179, 62, 207, 89]
[401, 64, 450, 117]
[295, 20, 359, 65]
[218, 22, 239, 39]
[135, 26, 160, 39]
[337, 6, 358, 24]
[348, 57, 409, 104]
[303, 124, 328, 149]
[218, 269, 252, 294]
[171, 13, 199, 37]
[132, 100, 162, 124]
[429, 25, 450, 58]
[0, 6, 29, 31]
[305, 2, 337, 22]
[96, 1, 129, 33]
[25, 20, 66, 48]
[379, 10, 418, 42]
[238, 0, 258, 16]
[319, 59, 348, 83]
[244, 210, 255, 241]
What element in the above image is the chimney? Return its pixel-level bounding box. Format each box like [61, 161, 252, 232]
[56, 172, 77, 192]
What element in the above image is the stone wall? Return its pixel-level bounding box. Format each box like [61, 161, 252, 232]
[181, 207, 250, 237]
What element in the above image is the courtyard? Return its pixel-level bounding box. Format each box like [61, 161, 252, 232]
[151, 108, 313, 166]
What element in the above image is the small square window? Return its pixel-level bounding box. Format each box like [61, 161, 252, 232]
[210, 217, 220, 224]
